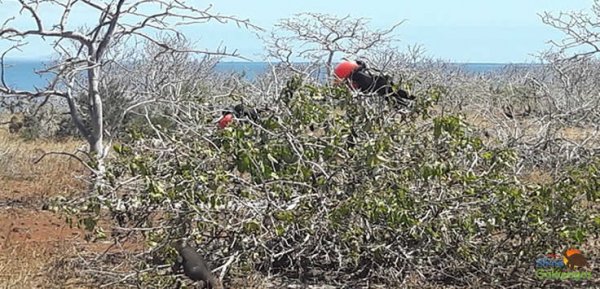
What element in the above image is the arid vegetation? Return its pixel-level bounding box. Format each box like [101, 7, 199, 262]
[1, 1, 599, 288]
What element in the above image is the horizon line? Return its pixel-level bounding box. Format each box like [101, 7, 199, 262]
[3, 58, 543, 65]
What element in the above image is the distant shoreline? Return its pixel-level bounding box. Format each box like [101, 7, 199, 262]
[1, 60, 542, 90]
[2, 58, 541, 65]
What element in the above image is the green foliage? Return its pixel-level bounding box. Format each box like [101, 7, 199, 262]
[67, 77, 599, 287]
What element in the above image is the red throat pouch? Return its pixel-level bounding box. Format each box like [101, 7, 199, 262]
[218, 113, 234, 129]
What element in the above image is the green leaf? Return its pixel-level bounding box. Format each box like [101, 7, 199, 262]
[482, 151, 494, 160]
[238, 153, 251, 172]
[243, 221, 261, 233]
[113, 144, 123, 154]
[274, 211, 294, 222]
[275, 225, 286, 236]
[81, 217, 97, 231]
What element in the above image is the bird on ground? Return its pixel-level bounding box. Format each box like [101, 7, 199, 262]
[172, 239, 223, 289]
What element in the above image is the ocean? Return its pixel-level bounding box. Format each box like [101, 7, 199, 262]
[1, 60, 515, 91]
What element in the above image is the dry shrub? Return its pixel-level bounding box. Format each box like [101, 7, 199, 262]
[57, 78, 599, 288]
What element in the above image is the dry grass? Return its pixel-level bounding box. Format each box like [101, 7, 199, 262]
[0, 129, 87, 203]
[463, 110, 600, 143]
[559, 126, 599, 142]
[463, 111, 600, 186]
[0, 125, 151, 289]
[0, 124, 90, 289]
[521, 169, 554, 185]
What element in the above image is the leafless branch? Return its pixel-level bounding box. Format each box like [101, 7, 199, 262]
[540, 0, 600, 59]
[263, 12, 403, 78]
[33, 150, 95, 173]
[1, 0, 260, 187]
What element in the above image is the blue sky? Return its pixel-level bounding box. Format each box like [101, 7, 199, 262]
[0, 0, 594, 63]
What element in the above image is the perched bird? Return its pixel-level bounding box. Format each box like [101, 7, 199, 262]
[217, 113, 234, 129]
[217, 103, 261, 129]
[172, 239, 222, 289]
[334, 60, 416, 108]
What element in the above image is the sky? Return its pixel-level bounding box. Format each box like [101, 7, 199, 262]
[0, 0, 595, 63]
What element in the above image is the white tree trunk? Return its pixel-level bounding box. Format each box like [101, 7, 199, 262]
[88, 63, 106, 189]
[326, 52, 335, 79]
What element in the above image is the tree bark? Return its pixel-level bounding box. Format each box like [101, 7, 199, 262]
[326, 51, 334, 79]
[87, 57, 106, 187]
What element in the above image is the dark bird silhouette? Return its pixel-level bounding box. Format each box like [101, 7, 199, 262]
[8, 115, 23, 134]
[172, 239, 222, 289]
[218, 103, 262, 129]
[502, 104, 531, 119]
[337, 60, 416, 108]
[233, 103, 260, 122]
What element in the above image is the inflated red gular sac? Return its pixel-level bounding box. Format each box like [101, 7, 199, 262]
[217, 112, 234, 129]
[333, 59, 416, 108]
[334, 60, 360, 83]
[217, 104, 260, 129]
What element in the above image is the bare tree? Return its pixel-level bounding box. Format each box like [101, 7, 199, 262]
[0, 0, 259, 187]
[262, 12, 403, 79]
[535, 0, 600, 154]
[540, 0, 600, 59]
